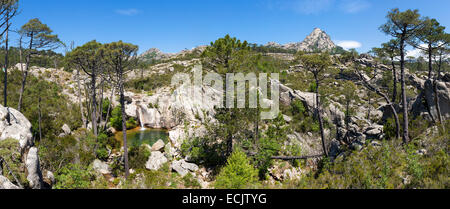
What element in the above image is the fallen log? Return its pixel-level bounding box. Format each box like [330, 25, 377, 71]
[271, 154, 324, 160]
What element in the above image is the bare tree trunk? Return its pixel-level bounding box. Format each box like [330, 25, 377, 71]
[226, 133, 233, 157]
[76, 69, 87, 129]
[104, 87, 115, 131]
[434, 53, 445, 132]
[38, 96, 42, 141]
[98, 80, 105, 130]
[91, 73, 98, 137]
[3, 18, 10, 125]
[119, 78, 129, 179]
[391, 58, 398, 104]
[356, 67, 401, 139]
[254, 107, 259, 143]
[18, 32, 34, 112]
[3, 17, 9, 108]
[400, 39, 410, 144]
[427, 45, 433, 79]
[315, 76, 328, 157]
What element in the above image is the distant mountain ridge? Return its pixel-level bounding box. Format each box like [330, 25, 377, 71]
[265, 28, 338, 52]
[140, 28, 339, 63]
[139, 46, 207, 64]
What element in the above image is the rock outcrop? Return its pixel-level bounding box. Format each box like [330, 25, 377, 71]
[25, 147, 44, 189]
[0, 105, 45, 189]
[423, 80, 450, 120]
[0, 175, 20, 189]
[171, 159, 199, 177]
[145, 151, 168, 171]
[126, 80, 221, 130]
[411, 78, 450, 121]
[265, 28, 337, 52]
[92, 159, 112, 175]
[0, 105, 33, 150]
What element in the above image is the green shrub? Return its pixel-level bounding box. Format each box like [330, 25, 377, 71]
[54, 164, 94, 189]
[110, 106, 138, 131]
[215, 149, 259, 189]
[0, 138, 28, 186]
[181, 137, 226, 167]
[183, 173, 201, 189]
[128, 145, 151, 169]
[96, 148, 109, 161]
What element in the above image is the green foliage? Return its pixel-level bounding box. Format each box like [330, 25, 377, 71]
[384, 114, 431, 140]
[123, 166, 173, 189]
[297, 53, 332, 78]
[285, 100, 320, 134]
[66, 40, 103, 74]
[291, 100, 306, 116]
[338, 48, 359, 63]
[308, 81, 317, 93]
[249, 43, 297, 54]
[182, 173, 201, 189]
[38, 129, 99, 172]
[181, 136, 226, 167]
[110, 106, 123, 131]
[0, 70, 82, 140]
[126, 117, 138, 130]
[109, 105, 137, 131]
[0, 139, 28, 186]
[202, 34, 250, 72]
[125, 65, 182, 92]
[128, 145, 151, 169]
[0, 47, 64, 69]
[215, 149, 259, 189]
[19, 18, 62, 51]
[254, 114, 287, 179]
[54, 164, 94, 189]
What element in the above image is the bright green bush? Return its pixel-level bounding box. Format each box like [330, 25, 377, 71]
[215, 149, 259, 189]
[54, 164, 94, 189]
[110, 106, 138, 131]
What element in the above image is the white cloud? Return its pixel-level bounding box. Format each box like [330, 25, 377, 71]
[336, 40, 362, 49]
[406, 44, 427, 58]
[115, 9, 141, 16]
[339, 0, 371, 13]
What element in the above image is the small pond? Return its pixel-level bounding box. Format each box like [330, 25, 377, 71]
[115, 127, 169, 148]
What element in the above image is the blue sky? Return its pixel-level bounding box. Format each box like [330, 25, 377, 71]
[10, 0, 450, 54]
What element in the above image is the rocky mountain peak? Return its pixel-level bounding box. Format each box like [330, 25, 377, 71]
[264, 28, 337, 52]
[297, 28, 337, 52]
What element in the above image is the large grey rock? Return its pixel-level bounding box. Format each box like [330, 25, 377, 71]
[171, 160, 199, 177]
[423, 80, 450, 120]
[46, 171, 56, 185]
[128, 74, 222, 130]
[364, 124, 384, 139]
[25, 147, 43, 189]
[62, 124, 71, 136]
[0, 175, 20, 189]
[145, 151, 168, 171]
[151, 139, 165, 151]
[0, 105, 33, 150]
[92, 159, 111, 175]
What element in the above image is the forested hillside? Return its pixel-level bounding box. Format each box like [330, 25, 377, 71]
[0, 1, 448, 189]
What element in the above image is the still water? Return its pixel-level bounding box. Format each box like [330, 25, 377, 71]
[115, 127, 169, 148]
